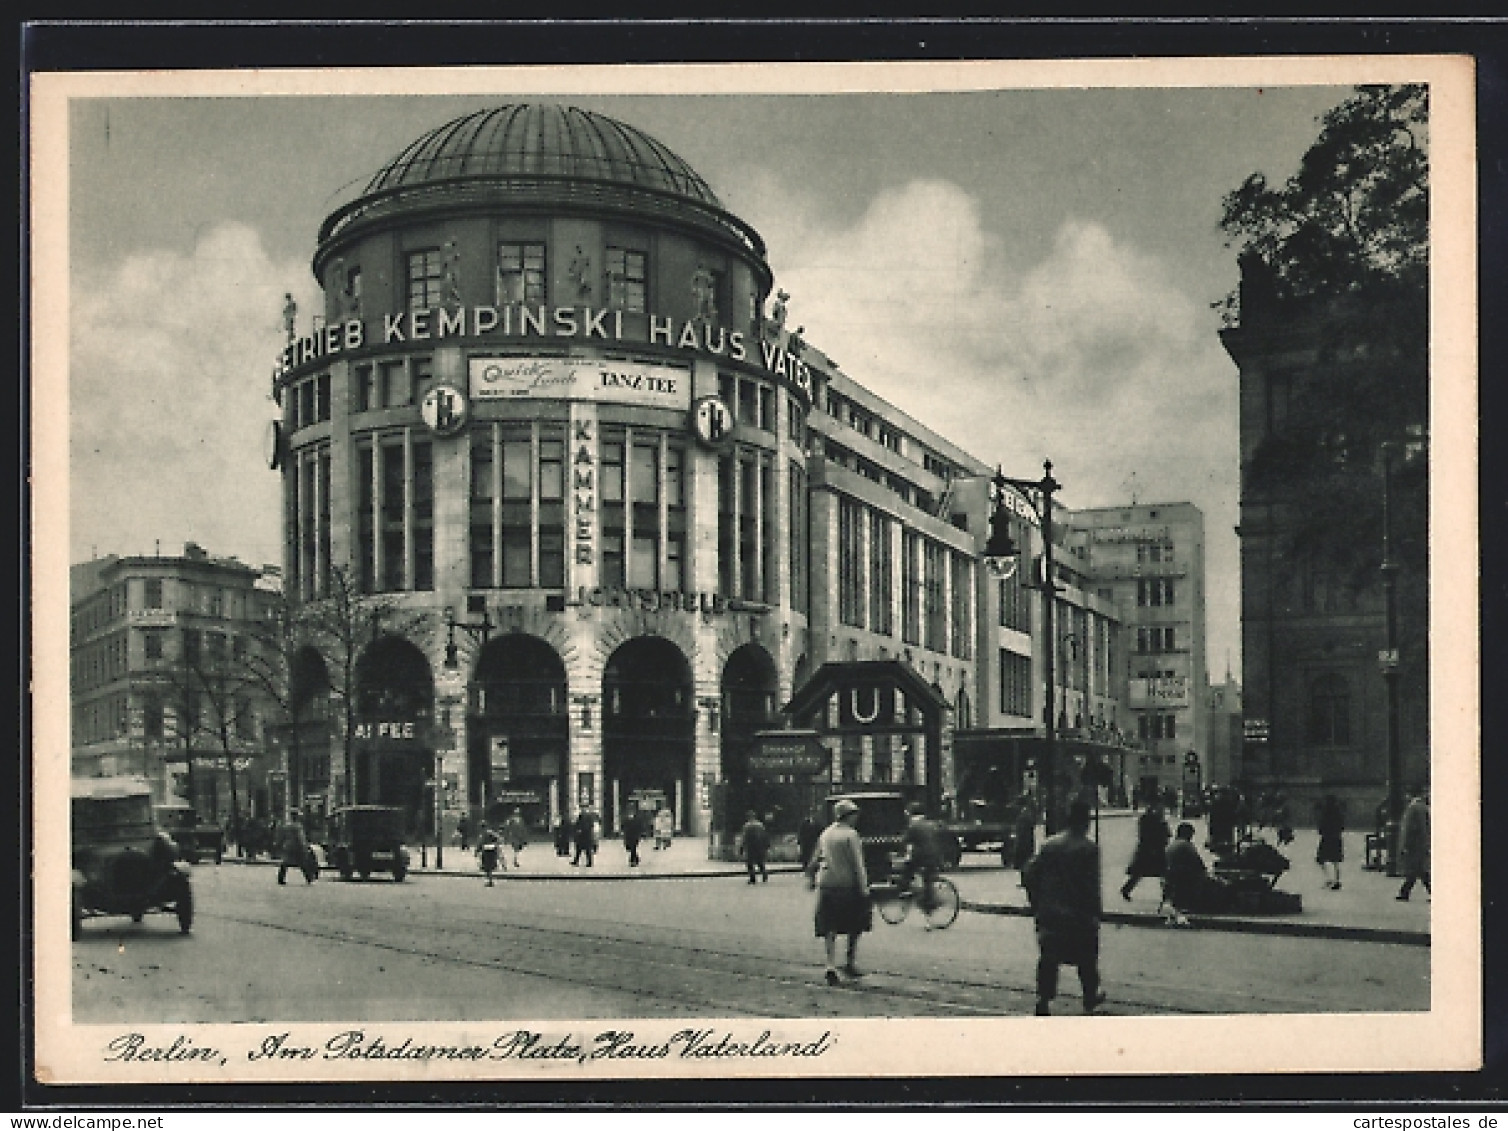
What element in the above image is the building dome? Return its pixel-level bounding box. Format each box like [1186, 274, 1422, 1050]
[363, 103, 723, 209]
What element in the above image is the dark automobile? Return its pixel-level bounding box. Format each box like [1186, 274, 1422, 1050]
[325, 805, 411, 881]
[72, 777, 194, 939]
[154, 801, 225, 864]
[823, 791, 916, 883]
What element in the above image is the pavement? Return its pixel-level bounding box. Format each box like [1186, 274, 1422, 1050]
[224, 810, 1430, 946]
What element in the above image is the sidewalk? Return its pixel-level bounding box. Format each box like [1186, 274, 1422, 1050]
[227, 813, 1430, 945]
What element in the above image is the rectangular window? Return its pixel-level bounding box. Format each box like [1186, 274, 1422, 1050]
[143, 697, 163, 740]
[738, 378, 759, 429]
[316, 373, 331, 423]
[999, 533, 1030, 632]
[789, 463, 808, 617]
[718, 454, 736, 597]
[407, 247, 444, 311]
[498, 242, 546, 305]
[999, 649, 1032, 716]
[739, 456, 759, 599]
[380, 360, 408, 408]
[605, 247, 647, 313]
[356, 440, 376, 592]
[182, 629, 200, 666]
[758, 384, 776, 433]
[300, 453, 318, 602]
[501, 429, 532, 587]
[353, 364, 375, 413]
[144, 578, 163, 609]
[923, 539, 946, 652]
[761, 459, 777, 604]
[539, 429, 566, 589]
[298, 380, 315, 432]
[950, 552, 973, 660]
[902, 531, 922, 645]
[142, 630, 163, 660]
[869, 510, 893, 636]
[838, 498, 865, 629]
[380, 439, 406, 592]
[318, 447, 332, 596]
[412, 438, 433, 591]
[470, 426, 496, 589]
[602, 432, 627, 590]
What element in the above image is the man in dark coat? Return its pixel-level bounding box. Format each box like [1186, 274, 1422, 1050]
[1119, 801, 1171, 900]
[621, 807, 643, 867]
[1023, 798, 1106, 1016]
[572, 807, 599, 868]
[740, 810, 770, 884]
[797, 811, 821, 870]
[1395, 788, 1431, 901]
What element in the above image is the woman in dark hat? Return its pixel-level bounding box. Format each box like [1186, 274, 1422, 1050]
[805, 799, 871, 986]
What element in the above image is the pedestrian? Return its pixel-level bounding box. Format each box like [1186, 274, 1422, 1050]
[1316, 793, 1345, 890]
[1012, 794, 1037, 876]
[457, 812, 471, 852]
[1395, 787, 1431, 901]
[276, 821, 314, 886]
[1162, 821, 1236, 920]
[797, 810, 821, 870]
[653, 806, 675, 851]
[1274, 793, 1295, 846]
[805, 798, 871, 986]
[1120, 800, 1171, 900]
[476, 823, 501, 886]
[572, 807, 598, 867]
[553, 816, 572, 857]
[1022, 798, 1107, 1016]
[501, 807, 529, 869]
[622, 807, 643, 867]
[739, 810, 770, 883]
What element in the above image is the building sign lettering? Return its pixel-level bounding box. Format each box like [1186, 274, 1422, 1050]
[563, 587, 765, 616]
[571, 411, 596, 571]
[469, 357, 691, 410]
[352, 721, 417, 741]
[1129, 677, 1190, 708]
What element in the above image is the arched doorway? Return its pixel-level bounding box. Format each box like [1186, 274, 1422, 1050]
[286, 647, 333, 823]
[602, 637, 693, 833]
[718, 644, 780, 832]
[468, 634, 568, 833]
[353, 636, 436, 838]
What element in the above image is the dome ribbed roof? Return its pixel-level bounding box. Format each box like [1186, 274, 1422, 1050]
[364, 103, 722, 209]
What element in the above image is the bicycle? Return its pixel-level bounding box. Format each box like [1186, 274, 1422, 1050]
[871, 870, 960, 930]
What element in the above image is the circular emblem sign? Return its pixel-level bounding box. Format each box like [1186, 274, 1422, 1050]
[690, 395, 734, 450]
[421, 382, 469, 436]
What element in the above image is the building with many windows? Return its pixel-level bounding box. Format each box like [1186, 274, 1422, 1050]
[69, 544, 281, 820]
[266, 103, 1151, 849]
[1066, 502, 1208, 802]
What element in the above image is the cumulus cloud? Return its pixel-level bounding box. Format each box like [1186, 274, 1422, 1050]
[69, 222, 317, 566]
[736, 172, 1242, 669]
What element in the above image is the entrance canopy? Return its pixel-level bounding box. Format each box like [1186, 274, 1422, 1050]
[784, 660, 951, 724]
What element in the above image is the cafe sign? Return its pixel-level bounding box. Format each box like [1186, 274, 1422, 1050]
[470, 356, 690, 410]
[749, 731, 826, 777]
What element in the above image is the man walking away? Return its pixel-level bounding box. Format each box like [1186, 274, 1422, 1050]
[797, 810, 821, 870]
[622, 807, 643, 867]
[572, 807, 598, 868]
[476, 823, 501, 886]
[1022, 798, 1106, 1016]
[1396, 787, 1431, 901]
[740, 810, 769, 883]
[277, 821, 313, 886]
[806, 798, 871, 985]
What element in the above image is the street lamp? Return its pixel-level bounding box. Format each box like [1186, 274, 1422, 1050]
[1380, 442, 1404, 876]
[983, 459, 1063, 834]
[443, 606, 494, 669]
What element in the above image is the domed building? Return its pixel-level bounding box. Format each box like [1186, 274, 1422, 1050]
[270, 103, 1130, 852]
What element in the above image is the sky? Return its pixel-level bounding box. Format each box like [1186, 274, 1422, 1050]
[59, 67, 1365, 683]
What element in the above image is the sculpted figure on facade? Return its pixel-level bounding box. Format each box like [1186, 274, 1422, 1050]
[691, 264, 718, 324]
[569, 245, 593, 303]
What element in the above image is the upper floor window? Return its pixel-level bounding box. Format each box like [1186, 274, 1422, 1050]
[1137, 578, 1176, 607]
[498, 242, 546, 306]
[144, 578, 163, 609]
[407, 248, 444, 311]
[605, 247, 646, 313]
[1307, 673, 1351, 746]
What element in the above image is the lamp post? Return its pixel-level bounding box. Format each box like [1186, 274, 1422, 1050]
[442, 607, 494, 869]
[1380, 443, 1404, 876]
[983, 459, 1063, 834]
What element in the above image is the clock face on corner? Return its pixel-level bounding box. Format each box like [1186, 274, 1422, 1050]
[690, 395, 734, 450]
[265, 420, 283, 470]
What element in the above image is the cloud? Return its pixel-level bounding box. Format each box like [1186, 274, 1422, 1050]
[69, 222, 317, 566]
[739, 172, 1243, 672]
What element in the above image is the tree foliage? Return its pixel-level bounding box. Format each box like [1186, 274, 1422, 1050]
[1221, 84, 1430, 594]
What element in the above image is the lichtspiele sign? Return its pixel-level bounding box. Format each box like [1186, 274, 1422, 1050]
[469, 357, 691, 410]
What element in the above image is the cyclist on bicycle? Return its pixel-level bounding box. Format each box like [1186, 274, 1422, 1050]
[898, 801, 946, 912]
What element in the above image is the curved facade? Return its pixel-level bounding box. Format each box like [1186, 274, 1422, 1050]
[275, 105, 811, 839]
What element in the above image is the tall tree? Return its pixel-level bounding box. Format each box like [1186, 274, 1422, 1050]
[1220, 84, 1429, 594]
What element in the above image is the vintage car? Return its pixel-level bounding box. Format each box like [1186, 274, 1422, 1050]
[153, 801, 225, 864]
[325, 805, 411, 882]
[71, 777, 193, 939]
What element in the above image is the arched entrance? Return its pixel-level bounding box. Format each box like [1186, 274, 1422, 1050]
[353, 636, 436, 839]
[467, 634, 568, 832]
[286, 647, 333, 822]
[718, 643, 780, 831]
[602, 637, 694, 833]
